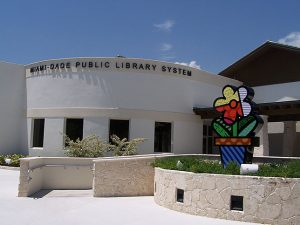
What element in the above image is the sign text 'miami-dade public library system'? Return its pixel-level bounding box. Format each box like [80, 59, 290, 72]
[29, 60, 193, 77]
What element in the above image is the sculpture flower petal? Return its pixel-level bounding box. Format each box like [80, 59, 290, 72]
[214, 86, 251, 124]
[238, 87, 251, 117]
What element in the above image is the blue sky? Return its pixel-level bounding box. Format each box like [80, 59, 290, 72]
[0, 0, 299, 73]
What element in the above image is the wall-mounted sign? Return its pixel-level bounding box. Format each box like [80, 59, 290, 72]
[211, 85, 263, 167]
[28, 60, 193, 77]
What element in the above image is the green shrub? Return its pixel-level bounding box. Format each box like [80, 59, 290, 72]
[0, 154, 5, 165]
[109, 135, 145, 156]
[8, 154, 25, 167]
[64, 134, 109, 158]
[64, 134, 145, 158]
[256, 161, 300, 178]
[152, 156, 300, 178]
[0, 154, 26, 167]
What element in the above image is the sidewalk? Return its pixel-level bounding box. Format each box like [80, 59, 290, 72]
[0, 169, 261, 225]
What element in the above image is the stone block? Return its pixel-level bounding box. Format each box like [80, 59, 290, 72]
[216, 177, 230, 191]
[201, 176, 215, 190]
[276, 186, 292, 200]
[257, 202, 281, 219]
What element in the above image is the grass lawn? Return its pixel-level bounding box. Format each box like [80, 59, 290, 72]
[152, 156, 300, 178]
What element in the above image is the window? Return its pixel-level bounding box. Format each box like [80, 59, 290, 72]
[65, 119, 83, 144]
[176, 189, 184, 203]
[203, 121, 218, 154]
[109, 119, 129, 142]
[32, 119, 45, 147]
[154, 122, 172, 152]
[230, 195, 243, 211]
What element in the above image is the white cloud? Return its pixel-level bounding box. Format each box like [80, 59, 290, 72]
[175, 61, 201, 70]
[154, 20, 175, 32]
[278, 32, 300, 47]
[161, 43, 172, 51]
[161, 54, 176, 60]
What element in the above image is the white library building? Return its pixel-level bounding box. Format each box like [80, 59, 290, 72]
[0, 41, 299, 157]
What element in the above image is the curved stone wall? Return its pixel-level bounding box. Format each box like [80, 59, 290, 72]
[154, 168, 300, 225]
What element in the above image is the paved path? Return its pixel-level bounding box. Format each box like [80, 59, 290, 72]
[0, 169, 262, 225]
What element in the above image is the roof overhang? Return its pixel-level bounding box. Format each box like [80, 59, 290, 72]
[193, 100, 300, 122]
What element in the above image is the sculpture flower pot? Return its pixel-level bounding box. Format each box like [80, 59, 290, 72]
[219, 146, 246, 167]
[215, 137, 256, 167]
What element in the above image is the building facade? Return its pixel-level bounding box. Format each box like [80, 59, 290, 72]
[1, 42, 299, 157]
[0, 57, 240, 156]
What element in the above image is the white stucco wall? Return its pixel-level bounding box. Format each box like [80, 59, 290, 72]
[0, 61, 27, 155]
[25, 58, 241, 114]
[173, 120, 203, 154]
[130, 118, 155, 154]
[23, 58, 241, 156]
[83, 117, 109, 141]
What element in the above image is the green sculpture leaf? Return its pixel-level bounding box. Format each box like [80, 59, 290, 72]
[238, 120, 258, 137]
[212, 118, 231, 137]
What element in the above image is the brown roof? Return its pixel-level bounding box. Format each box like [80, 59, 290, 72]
[219, 41, 300, 86]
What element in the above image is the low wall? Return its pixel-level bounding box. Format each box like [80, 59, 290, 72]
[93, 154, 172, 197]
[154, 168, 300, 225]
[18, 157, 94, 197]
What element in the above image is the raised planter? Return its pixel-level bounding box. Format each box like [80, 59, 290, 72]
[154, 168, 300, 225]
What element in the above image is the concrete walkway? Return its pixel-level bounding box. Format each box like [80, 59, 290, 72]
[0, 169, 262, 225]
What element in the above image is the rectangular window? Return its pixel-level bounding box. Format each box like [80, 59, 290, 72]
[65, 119, 83, 144]
[32, 119, 45, 147]
[154, 122, 172, 152]
[230, 195, 243, 211]
[176, 188, 184, 203]
[203, 122, 217, 154]
[109, 119, 130, 143]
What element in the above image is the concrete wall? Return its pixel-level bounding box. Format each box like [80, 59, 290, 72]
[154, 168, 300, 225]
[93, 156, 156, 197]
[19, 154, 300, 198]
[0, 61, 27, 155]
[18, 157, 94, 197]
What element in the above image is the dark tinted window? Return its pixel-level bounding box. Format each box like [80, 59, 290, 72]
[32, 119, 45, 147]
[109, 119, 129, 142]
[65, 119, 83, 143]
[154, 122, 171, 152]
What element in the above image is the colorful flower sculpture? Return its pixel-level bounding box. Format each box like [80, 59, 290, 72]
[212, 85, 263, 167]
